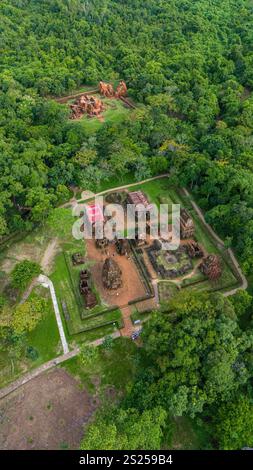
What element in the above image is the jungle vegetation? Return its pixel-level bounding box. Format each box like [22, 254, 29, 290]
[1, 0, 253, 450]
[1, 0, 253, 273]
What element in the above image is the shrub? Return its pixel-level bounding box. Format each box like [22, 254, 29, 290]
[12, 298, 46, 334]
[26, 346, 39, 361]
[11, 260, 41, 291]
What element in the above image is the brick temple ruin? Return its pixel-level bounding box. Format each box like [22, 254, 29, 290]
[99, 80, 127, 99]
[79, 269, 97, 309]
[199, 254, 222, 281]
[186, 240, 204, 258]
[72, 252, 86, 265]
[180, 208, 195, 239]
[70, 81, 128, 120]
[70, 94, 105, 120]
[102, 257, 122, 290]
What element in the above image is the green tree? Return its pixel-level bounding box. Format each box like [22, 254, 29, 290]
[128, 292, 253, 417]
[11, 260, 41, 291]
[214, 397, 253, 449]
[81, 407, 166, 450]
[12, 298, 46, 334]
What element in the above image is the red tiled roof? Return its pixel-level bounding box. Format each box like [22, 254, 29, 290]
[85, 203, 104, 224]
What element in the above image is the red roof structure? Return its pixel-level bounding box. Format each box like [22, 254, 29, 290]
[85, 203, 104, 225]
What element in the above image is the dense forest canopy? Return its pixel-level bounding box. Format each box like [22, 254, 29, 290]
[1, 0, 253, 271]
[81, 291, 253, 450]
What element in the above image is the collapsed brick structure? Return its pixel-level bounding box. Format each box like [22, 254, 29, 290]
[115, 80, 128, 98]
[116, 238, 128, 255]
[186, 241, 204, 258]
[99, 80, 127, 99]
[180, 208, 195, 239]
[70, 94, 105, 119]
[72, 252, 86, 265]
[96, 237, 109, 249]
[102, 257, 122, 289]
[199, 254, 222, 281]
[147, 241, 192, 279]
[79, 269, 97, 308]
[99, 81, 115, 98]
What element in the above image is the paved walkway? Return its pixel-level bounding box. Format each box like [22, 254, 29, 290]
[38, 274, 69, 354]
[0, 331, 120, 400]
[0, 349, 78, 400]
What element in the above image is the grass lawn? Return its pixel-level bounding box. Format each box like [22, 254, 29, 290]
[0, 351, 24, 389]
[158, 281, 179, 302]
[51, 249, 122, 340]
[63, 337, 138, 393]
[69, 95, 132, 134]
[167, 416, 210, 450]
[26, 286, 61, 364]
[0, 286, 61, 388]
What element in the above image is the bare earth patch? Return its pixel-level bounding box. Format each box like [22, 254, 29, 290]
[86, 240, 147, 308]
[0, 369, 96, 450]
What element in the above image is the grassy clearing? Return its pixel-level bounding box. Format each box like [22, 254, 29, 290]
[167, 416, 210, 450]
[63, 337, 137, 393]
[0, 351, 24, 389]
[69, 95, 131, 134]
[0, 286, 61, 388]
[26, 286, 61, 364]
[78, 173, 135, 201]
[158, 281, 179, 302]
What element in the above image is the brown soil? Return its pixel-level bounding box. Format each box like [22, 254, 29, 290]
[0, 369, 96, 450]
[120, 306, 134, 337]
[86, 240, 147, 308]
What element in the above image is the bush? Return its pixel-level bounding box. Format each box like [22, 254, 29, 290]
[0, 295, 6, 311]
[101, 335, 114, 352]
[79, 344, 98, 366]
[11, 260, 41, 291]
[26, 346, 39, 361]
[12, 298, 46, 334]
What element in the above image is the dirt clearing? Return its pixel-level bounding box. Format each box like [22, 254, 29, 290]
[86, 240, 147, 307]
[0, 368, 96, 450]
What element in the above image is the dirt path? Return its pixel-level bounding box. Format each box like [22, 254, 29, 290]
[40, 238, 59, 274]
[60, 173, 170, 208]
[20, 238, 59, 303]
[120, 306, 134, 337]
[20, 278, 38, 304]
